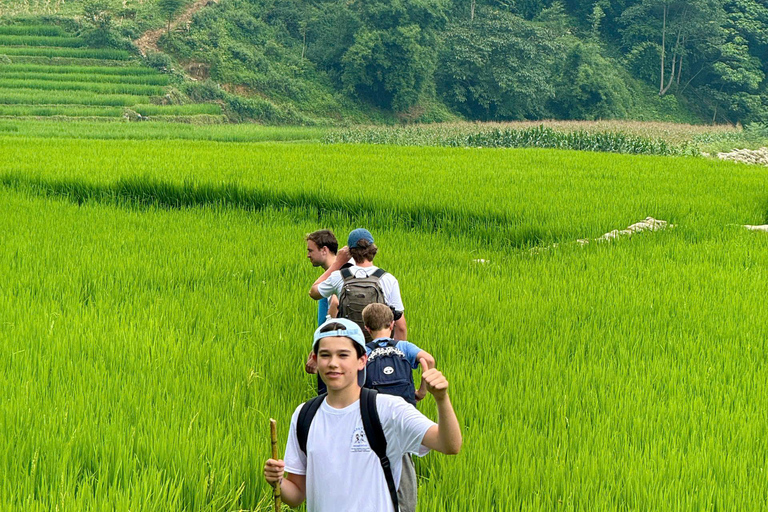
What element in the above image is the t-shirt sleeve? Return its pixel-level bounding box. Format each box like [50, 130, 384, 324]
[317, 270, 342, 300]
[380, 396, 436, 457]
[396, 341, 423, 368]
[382, 274, 405, 312]
[283, 405, 307, 476]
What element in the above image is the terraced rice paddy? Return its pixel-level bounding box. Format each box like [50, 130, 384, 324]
[1, 133, 767, 510]
[0, 24, 222, 120]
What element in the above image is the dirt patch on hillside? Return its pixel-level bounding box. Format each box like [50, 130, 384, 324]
[134, 0, 218, 56]
[184, 60, 210, 80]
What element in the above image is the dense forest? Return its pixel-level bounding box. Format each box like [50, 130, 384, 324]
[75, 0, 768, 124]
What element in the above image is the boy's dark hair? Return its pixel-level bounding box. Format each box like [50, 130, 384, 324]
[316, 322, 366, 358]
[306, 230, 338, 255]
[362, 303, 393, 332]
[349, 238, 377, 263]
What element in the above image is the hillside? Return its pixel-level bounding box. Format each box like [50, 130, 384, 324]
[0, 22, 222, 121]
[0, 0, 767, 125]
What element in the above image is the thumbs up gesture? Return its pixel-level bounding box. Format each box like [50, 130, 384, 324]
[419, 358, 449, 400]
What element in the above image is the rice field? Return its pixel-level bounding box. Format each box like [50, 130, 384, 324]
[0, 34, 85, 46]
[0, 63, 166, 75]
[0, 46, 132, 59]
[0, 23, 222, 120]
[1, 135, 767, 511]
[0, 24, 66, 36]
[0, 119, 325, 140]
[0, 104, 125, 116]
[0, 72, 170, 85]
[0, 89, 151, 105]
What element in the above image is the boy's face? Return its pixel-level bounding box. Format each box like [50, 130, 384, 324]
[314, 336, 366, 391]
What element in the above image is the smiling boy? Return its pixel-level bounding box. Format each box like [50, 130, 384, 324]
[264, 318, 462, 511]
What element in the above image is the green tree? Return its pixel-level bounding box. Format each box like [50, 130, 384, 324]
[81, 0, 114, 47]
[339, 0, 448, 112]
[158, 0, 185, 36]
[549, 41, 632, 119]
[620, 0, 726, 96]
[437, 8, 563, 119]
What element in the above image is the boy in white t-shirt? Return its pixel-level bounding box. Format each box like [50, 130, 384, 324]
[309, 228, 408, 340]
[263, 318, 462, 512]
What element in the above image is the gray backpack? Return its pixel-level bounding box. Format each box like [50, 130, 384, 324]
[338, 267, 387, 342]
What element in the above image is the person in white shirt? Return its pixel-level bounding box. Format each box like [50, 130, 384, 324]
[309, 228, 408, 340]
[263, 319, 462, 512]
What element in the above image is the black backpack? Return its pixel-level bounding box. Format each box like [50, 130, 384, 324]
[296, 388, 399, 511]
[338, 267, 388, 342]
[365, 339, 416, 406]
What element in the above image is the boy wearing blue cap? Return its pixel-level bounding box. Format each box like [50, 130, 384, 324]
[309, 228, 408, 341]
[263, 318, 462, 512]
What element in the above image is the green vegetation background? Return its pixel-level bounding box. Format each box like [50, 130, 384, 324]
[4, 0, 768, 125]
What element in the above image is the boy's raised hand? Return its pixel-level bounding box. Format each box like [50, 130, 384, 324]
[264, 458, 285, 486]
[336, 246, 351, 266]
[420, 358, 449, 400]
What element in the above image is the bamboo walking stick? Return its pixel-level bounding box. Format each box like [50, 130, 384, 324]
[270, 418, 281, 512]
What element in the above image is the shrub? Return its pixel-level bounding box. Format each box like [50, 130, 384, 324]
[144, 51, 173, 72]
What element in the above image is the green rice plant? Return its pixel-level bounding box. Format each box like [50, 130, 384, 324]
[0, 24, 66, 36]
[0, 78, 165, 95]
[4, 55, 139, 66]
[0, 139, 763, 245]
[0, 139, 767, 510]
[0, 63, 163, 75]
[0, 71, 170, 85]
[0, 120, 327, 140]
[0, 89, 151, 105]
[0, 104, 123, 116]
[0, 47, 132, 59]
[132, 104, 222, 116]
[129, 114, 227, 124]
[0, 35, 85, 46]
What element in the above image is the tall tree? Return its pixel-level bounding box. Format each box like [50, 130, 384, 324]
[620, 0, 726, 96]
[158, 0, 184, 36]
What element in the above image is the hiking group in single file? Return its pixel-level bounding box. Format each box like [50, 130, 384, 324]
[263, 228, 462, 511]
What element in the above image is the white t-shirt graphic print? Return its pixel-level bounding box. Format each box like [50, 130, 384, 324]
[283, 394, 435, 512]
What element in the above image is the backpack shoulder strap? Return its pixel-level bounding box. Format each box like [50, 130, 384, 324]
[360, 388, 399, 512]
[340, 267, 353, 280]
[297, 393, 326, 455]
[372, 268, 386, 278]
[366, 340, 379, 351]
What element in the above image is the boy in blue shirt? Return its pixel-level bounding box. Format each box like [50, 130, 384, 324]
[362, 303, 436, 512]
